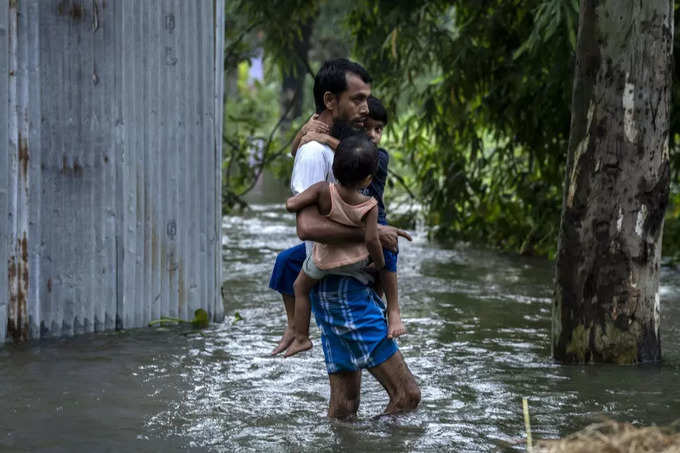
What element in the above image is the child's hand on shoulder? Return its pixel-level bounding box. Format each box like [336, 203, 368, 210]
[301, 114, 329, 136]
[300, 131, 330, 147]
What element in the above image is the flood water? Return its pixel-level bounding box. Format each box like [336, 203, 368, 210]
[2, 183, 680, 452]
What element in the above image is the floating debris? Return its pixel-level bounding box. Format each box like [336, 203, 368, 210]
[149, 309, 210, 329]
[233, 312, 244, 323]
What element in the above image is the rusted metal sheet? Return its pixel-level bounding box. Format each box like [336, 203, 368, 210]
[25, 0, 42, 340]
[0, 0, 9, 342]
[7, 0, 30, 342]
[213, 0, 225, 322]
[2, 0, 225, 344]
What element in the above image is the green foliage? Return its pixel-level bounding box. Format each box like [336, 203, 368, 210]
[663, 189, 680, 264]
[223, 0, 680, 257]
[233, 0, 320, 76]
[222, 0, 316, 212]
[346, 0, 576, 255]
[222, 60, 296, 211]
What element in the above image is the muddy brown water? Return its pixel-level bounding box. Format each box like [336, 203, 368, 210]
[1, 189, 679, 452]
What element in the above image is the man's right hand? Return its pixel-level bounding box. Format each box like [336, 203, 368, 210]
[378, 224, 412, 252]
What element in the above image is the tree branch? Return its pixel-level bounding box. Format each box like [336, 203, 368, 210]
[233, 85, 302, 198]
[387, 168, 416, 200]
[224, 19, 264, 69]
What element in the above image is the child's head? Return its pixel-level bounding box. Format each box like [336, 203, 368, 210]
[366, 96, 388, 146]
[332, 134, 378, 190]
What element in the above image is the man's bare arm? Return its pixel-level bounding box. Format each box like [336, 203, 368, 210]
[296, 205, 412, 251]
[296, 205, 365, 244]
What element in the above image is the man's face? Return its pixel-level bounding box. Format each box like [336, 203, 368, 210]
[332, 73, 370, 128]
[364, 118, 384, 146]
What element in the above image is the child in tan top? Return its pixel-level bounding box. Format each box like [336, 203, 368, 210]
[284, 135, 385, 357]
[291, 97, 407, 344]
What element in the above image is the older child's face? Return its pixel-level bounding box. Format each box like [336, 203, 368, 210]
[365, 118, 384, 146]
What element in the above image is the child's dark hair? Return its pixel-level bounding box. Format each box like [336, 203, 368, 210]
[332, 135, 378, 188]
[368, 95, 388, 124]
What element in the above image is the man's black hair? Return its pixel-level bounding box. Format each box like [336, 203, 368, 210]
[332, 135, 378, 188]
[313, 59, 372, 114]
[368, 95, 388, 125]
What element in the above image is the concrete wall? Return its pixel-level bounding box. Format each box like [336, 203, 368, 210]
[0, 0, 225, 343]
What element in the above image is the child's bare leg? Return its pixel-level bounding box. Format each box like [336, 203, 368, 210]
[381, 270, 406, 339]
[271, 294, 296, 355]
[285, 271, 317, 357]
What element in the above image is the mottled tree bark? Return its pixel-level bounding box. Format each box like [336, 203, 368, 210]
[553, 0, 674, 363]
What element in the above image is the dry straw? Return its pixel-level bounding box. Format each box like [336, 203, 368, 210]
[523, 397, 533, 452]
[534, 419, 680, 453]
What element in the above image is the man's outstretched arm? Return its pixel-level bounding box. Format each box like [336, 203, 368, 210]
[296, 205, 365, 244]
[296, 205, 412, 251]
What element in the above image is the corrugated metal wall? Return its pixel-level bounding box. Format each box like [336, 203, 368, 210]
[0, 0, 7, 342]
[0, 0, 225, 343]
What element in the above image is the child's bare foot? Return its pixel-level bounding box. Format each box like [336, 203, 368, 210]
[271, 328, 295, 355]
[387, 312, 406, 339]
[284, 337, 313, 357]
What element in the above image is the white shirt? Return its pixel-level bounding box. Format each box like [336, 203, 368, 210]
[290, 141, 336, 195]
[290, 140, 336, 255]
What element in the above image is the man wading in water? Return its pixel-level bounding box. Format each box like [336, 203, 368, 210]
[268, 59, 420, 418]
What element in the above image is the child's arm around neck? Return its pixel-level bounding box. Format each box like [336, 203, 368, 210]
[290, 114, 332, 157]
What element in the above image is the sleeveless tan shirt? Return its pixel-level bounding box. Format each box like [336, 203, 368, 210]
[312, 184, 377, 270]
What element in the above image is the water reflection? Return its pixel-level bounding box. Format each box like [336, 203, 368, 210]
[1, 201, 679, 452]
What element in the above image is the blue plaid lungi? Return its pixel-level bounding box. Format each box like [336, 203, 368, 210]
[310, 275, 398, 374]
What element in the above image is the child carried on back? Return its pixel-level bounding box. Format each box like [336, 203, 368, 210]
[283, 134, 386, 357]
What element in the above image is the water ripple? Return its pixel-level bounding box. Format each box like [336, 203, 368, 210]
[1, 203, 680, 451]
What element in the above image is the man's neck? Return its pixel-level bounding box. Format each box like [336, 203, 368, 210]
[318, 110, 334, 127]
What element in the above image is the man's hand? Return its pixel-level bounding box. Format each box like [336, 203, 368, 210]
[378, 224, 412, 252]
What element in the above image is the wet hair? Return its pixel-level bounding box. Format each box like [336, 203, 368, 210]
[313, 59, 372, 114]
[332, 135, 379, 188]
[367, 96, 388, 125]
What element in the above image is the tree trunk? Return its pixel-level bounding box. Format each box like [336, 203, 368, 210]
[553, 0, 674, 363]
[279, 18, 313, 132]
